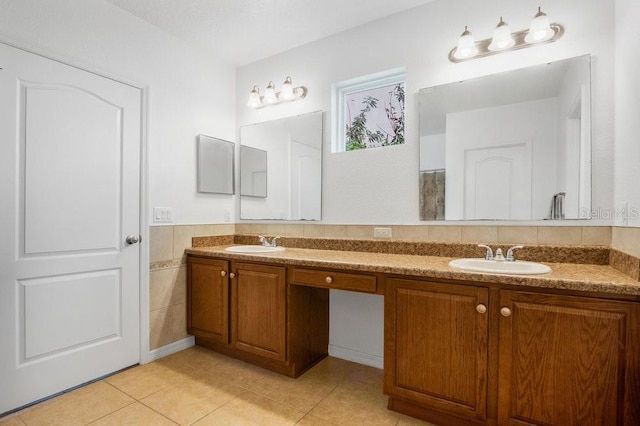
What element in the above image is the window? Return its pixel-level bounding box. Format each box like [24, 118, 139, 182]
[332, 68, 406, 152]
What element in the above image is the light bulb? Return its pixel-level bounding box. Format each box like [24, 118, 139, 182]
[263, 81, 278, 104]
[453, 26, 478, 59]
[279, 76, 295, 101]
[525, 7, 554, 43]
[246, 86, 262, 108]
[488, 17, 515, 51]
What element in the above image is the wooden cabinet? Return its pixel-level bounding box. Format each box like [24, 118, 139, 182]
[386, 278, 640, 426]
[384, 277, 490, 424]
[231, 262, 286, 361]
[187, 257, 229, 344]
[498, 291, 640, 426]
[186, 255, 329, 377]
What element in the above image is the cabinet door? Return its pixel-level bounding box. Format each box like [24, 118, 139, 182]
[187, 257, 229, 344]
[498, 291, 640, 426]
[385, 278, 489, 422]
[231, 262, 286, 361]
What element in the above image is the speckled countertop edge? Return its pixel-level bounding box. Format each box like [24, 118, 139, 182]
[186, 245, 640, 297]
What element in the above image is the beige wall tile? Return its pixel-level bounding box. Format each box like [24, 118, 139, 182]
[193, 225, 215, 237]
[497, 226, 538, 245]
[303, 224, 326, 237]
[461, 226, 498, 244]
[324, 225, 348, 238]
[283, 224, 304, 237]
[173, 225, 194, 260]
[211, 224, 235, 235]
[397, 226, 429, 242]
[267, 223, 286, 235]
[150, 226, 173, 263]
[234, 223, 252, 234]
[250, 223, 270, 234]
[149, 266, 186, 311]
[428, 226, 461, 242]
[581, 226, 612, 246]
[537, 226, 582, 245]
[170, 303, 188, 343]
[612, 227, 640, 257]
[149, 307, 172, 350]
[346, 226, 372, 239]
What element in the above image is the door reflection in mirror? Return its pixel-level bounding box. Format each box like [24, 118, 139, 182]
[240, 111, 323, 220]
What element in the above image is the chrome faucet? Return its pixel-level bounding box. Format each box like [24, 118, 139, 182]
[478, 244, 524, 261]
[506, 245, 523, 262]
[478, 244, 494, 260]
[258, 235, 280, 247]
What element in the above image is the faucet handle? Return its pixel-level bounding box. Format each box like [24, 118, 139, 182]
[478, 244, 494, 260]
[506, 245, 524, 261]
[258, 235, 268, 246]
[270, 236, 280, 247]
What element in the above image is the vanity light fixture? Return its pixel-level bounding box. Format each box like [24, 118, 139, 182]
[246, 76, 308, 109]
[449, 7, 564, 63]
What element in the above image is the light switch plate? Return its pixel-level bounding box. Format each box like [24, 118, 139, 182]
[153, 207, 173, 223]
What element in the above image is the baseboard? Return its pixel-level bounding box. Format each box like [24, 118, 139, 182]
[328, 344, 383, 369]
[146, 336, 195, 363]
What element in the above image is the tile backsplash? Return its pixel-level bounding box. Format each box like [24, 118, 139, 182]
[148, 223, 639, 351]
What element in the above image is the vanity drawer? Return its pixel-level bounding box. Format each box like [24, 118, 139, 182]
[290, 268, 377, 293]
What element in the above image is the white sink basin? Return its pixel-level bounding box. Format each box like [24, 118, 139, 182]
[449, 258, 551, 275]
[225, 245, 285, 253]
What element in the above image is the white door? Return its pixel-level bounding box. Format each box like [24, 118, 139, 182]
[463, 144, 532, 220]
[289, 139, 321, 220]
[0, 43, 141, 413]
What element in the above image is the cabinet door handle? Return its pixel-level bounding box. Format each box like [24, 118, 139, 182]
[325, 276, 333, 284]
[220, 271, 227, 277]
[229, 272, 236, 279]
[500, 307, 512, 317]
[476, 304, 487, 314]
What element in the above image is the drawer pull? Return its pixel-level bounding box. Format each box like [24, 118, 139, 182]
[476, 304, 487, 314]
[500, 307, 512, 317]
[229, 272, 236, 279]
[325, 276, 333, 284]
[220, 270, 227, 277]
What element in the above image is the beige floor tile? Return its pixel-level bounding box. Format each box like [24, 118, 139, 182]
[18, 381, 134, 426]
[396, 414, 437, 425]
[308, 380, 401, 426]
[89, 402, 177, 425]
[141, 371, 246, 425]
[295, 415, 338, 425]
[0, 415, 26, 425]
[105, 361, 190, 400]
[194, 391, 305, 425]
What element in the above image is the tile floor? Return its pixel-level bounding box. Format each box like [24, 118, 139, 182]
[1, 346, 433, 425]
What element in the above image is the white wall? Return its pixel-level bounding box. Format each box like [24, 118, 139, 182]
[0, 0, 236, 225]
[614, 0, 640, 227]
[236, 0, 615, 366]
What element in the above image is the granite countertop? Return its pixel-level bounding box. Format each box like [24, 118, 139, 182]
[186, 245, 640, 297]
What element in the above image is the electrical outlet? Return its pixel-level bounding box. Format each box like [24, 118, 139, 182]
[373, 227, 392, 238]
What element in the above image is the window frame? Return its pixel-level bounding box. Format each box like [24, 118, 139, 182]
[331, 68, 406, 153]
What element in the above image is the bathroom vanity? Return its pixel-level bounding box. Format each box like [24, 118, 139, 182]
[186, 245, 640, 426]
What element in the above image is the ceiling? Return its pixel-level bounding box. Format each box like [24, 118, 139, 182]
[106, 0, 435, 66]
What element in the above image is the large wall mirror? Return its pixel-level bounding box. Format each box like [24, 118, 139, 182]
[419, 55, 591, 221]
[240, 111, 323, 220]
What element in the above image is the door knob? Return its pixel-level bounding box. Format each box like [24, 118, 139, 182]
[125, 235, 140, 244]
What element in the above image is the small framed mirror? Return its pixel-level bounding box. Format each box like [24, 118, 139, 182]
[197, 135, 235, 194]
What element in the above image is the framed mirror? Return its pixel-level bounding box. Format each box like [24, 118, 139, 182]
[240, 111, 323, 220]
[419, 55, 591, 221]
[197, 135, 234, 194]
